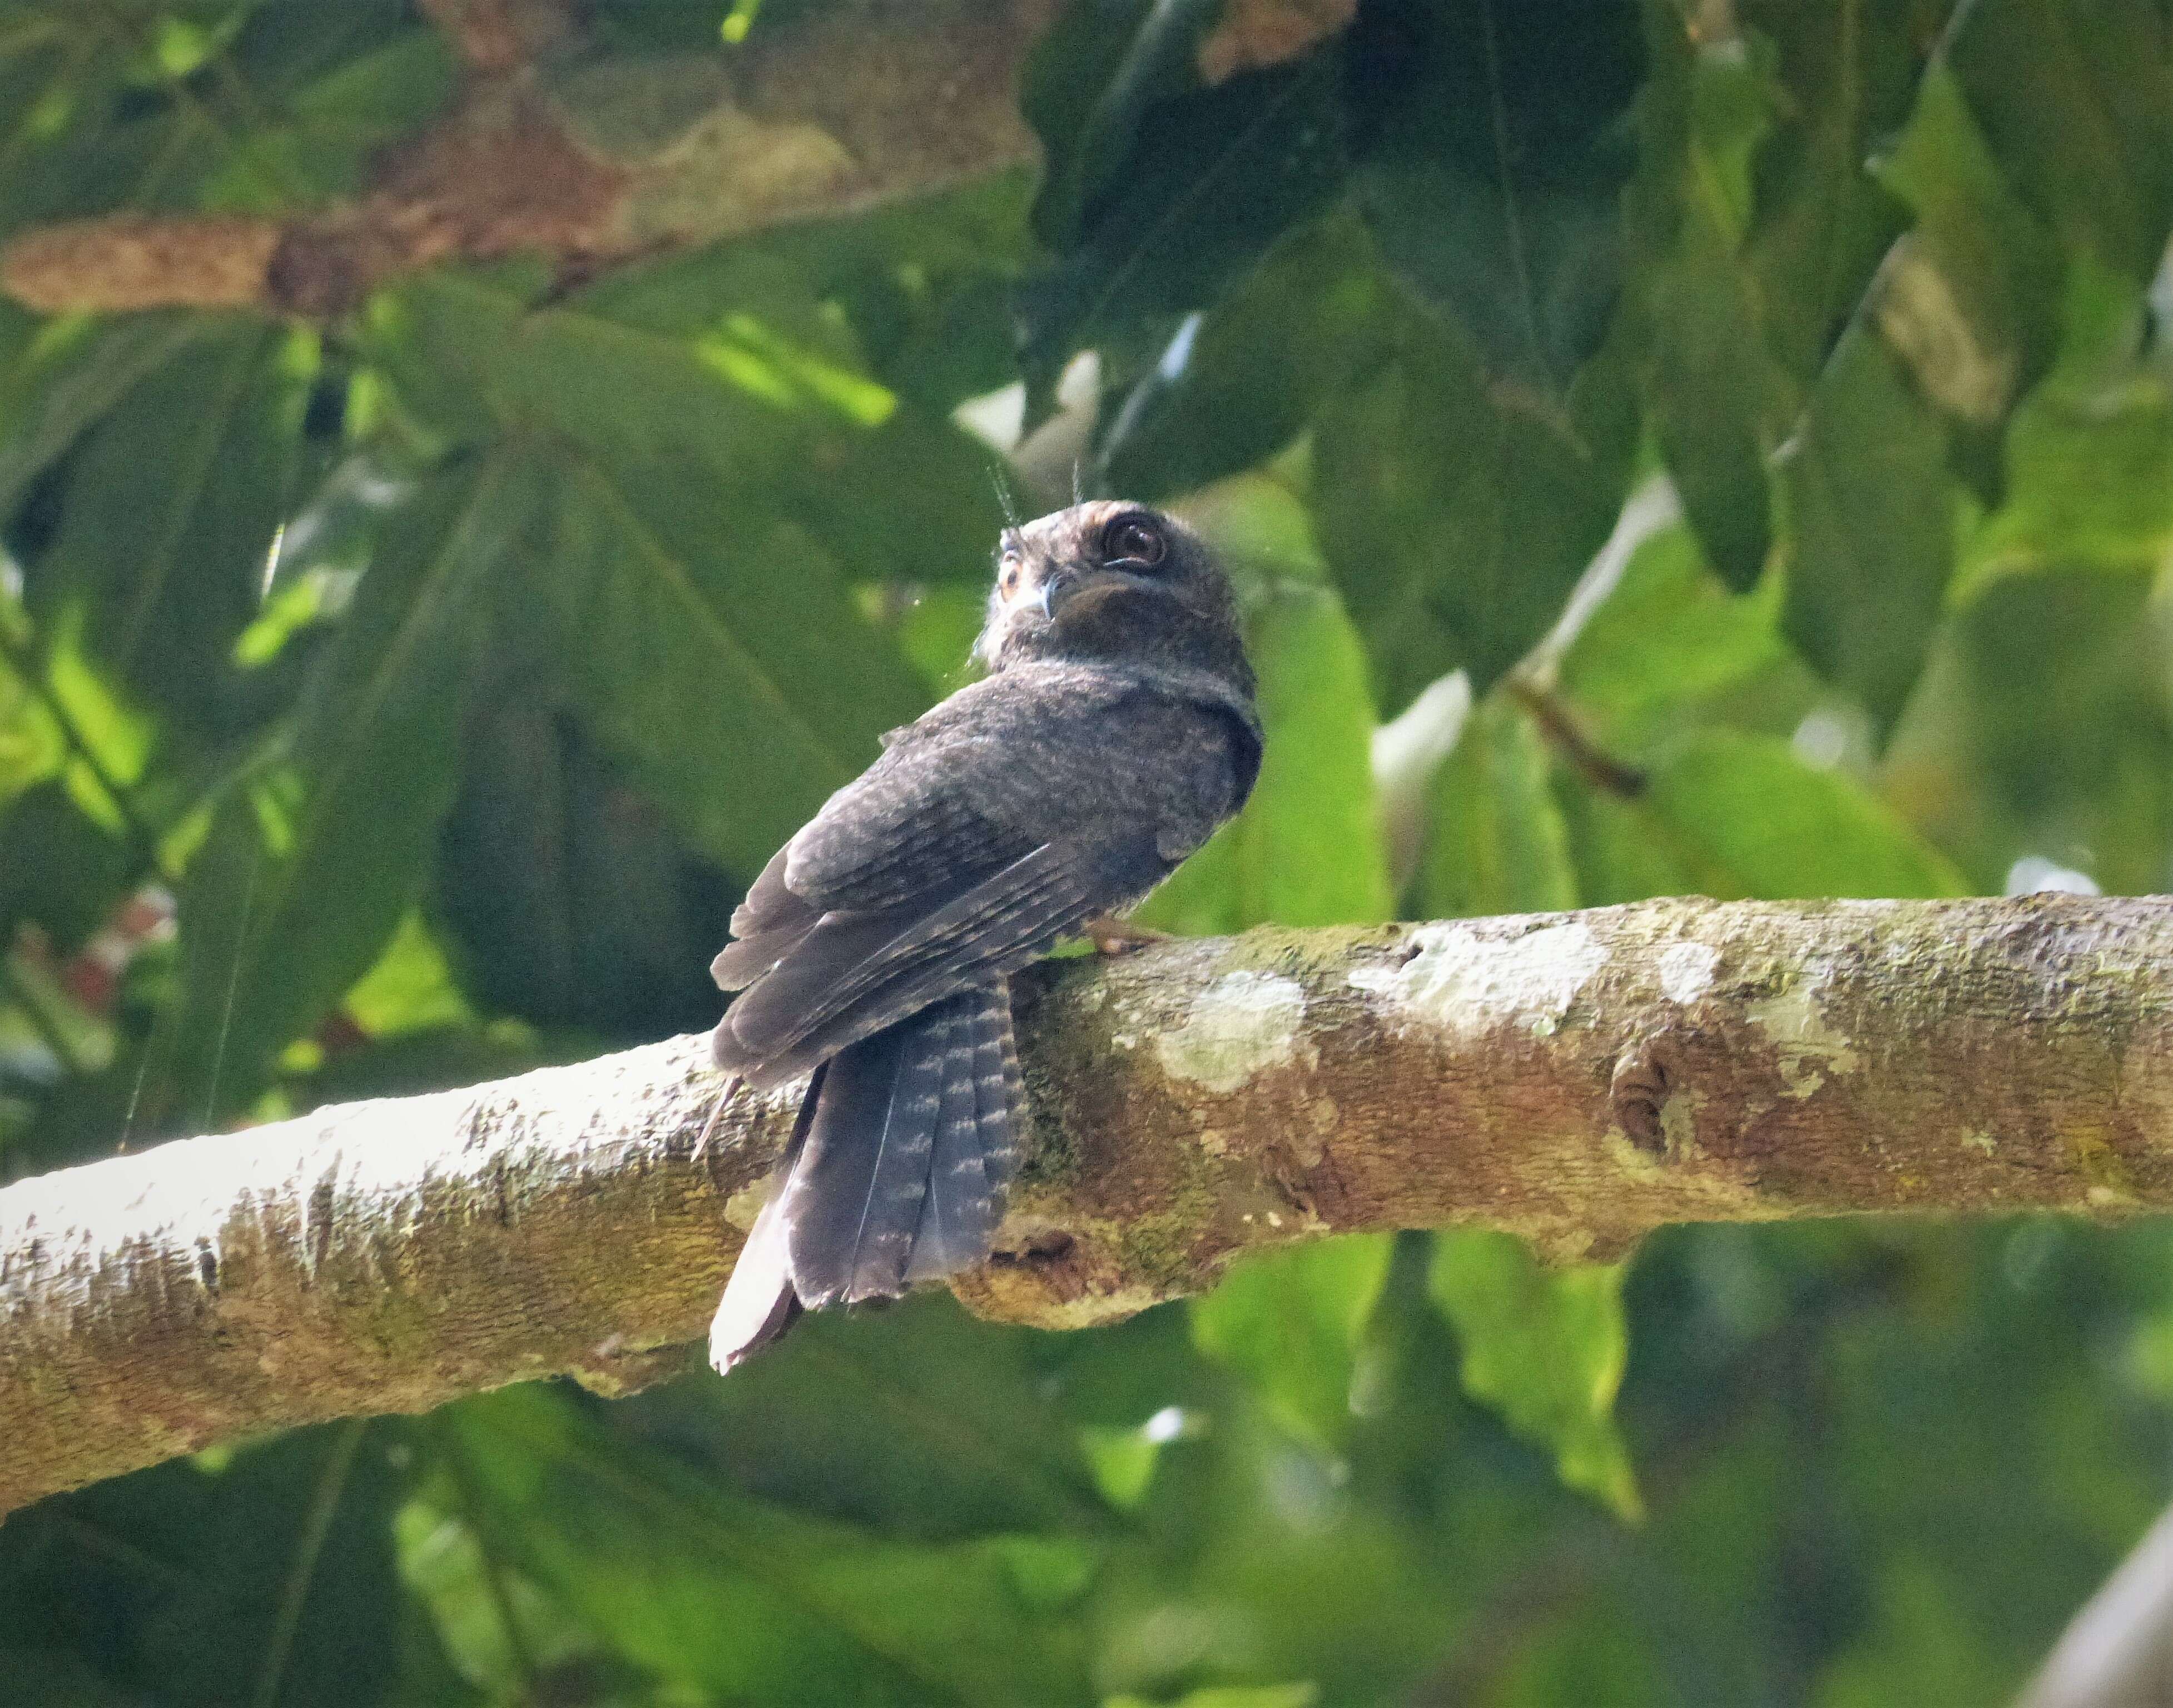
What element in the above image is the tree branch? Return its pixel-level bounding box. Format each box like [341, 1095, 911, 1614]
[2017, 1500, 2173, 1708]
[6, 895, 2171, 1516]
[0, 0, 1061, 316]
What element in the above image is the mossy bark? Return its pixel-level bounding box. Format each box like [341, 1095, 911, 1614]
[6, 895, 2172, 1514]
[0, 0, 1060, 316]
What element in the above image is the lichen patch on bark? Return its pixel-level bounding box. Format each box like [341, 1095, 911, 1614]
[1351, 919, 1609, 1037]
[1658, 941, 1721, 1005]
[1747, 974, 1864, 1098]
[1155, 970, 1308, 1094]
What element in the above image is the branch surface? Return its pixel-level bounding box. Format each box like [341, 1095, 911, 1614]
[1, 0, 1061, 315]
[6, 895, 2172, 1515]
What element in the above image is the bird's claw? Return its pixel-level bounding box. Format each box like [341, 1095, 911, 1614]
[1084, 915, 1171, 956]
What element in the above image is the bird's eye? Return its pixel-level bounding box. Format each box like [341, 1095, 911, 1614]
[998, 559, 1021, 599]
[1101, 514, 1167, 569]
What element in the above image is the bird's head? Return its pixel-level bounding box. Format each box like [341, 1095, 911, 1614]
[973, 500, 1253, 695]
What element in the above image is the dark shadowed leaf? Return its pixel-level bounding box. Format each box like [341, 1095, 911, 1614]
[1944, 0, 2173, 285]
[1311, 303, 1635, 711]
[31, 320, 311, 732]
[441, 1383, 1098, 1706]
[1102, 213, 1393, 498]
[0, 1419, 428, 1707]
[170, 457, 538, 1118]
[1018, 56, 1350, 400]
[1628, 6, 1793, 588]
[1347, 0, 1642, 404]
[1778, 316, 1956, 735]
[1737, 0, 1923, 380]
[0, 313, 223, 523]
[1023, 0, 1226, 248]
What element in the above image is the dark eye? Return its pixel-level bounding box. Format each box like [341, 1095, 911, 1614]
[1101, 514, 1166, 569]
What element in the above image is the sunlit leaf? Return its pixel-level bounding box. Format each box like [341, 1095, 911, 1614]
[32, 319, 312, 731]
[1429, 1230, 1641, 1521]
[1582, 726, 1973, 900]
[1420, 694, 1579, 920]
[1192, 1233, 1394, 1451]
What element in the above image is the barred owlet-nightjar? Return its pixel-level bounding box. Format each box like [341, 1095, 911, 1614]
[706, 500, 1261, 1371]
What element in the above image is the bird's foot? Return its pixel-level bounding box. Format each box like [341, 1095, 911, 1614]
[1084, 914, 1171, 956]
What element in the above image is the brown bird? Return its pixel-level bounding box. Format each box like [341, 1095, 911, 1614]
[706, 500, 1261, 1371]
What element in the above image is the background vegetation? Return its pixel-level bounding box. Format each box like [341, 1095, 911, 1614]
[2, 0, 2171, 1701]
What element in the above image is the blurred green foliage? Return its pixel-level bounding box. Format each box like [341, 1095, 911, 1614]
[2, 0, 2171, 1701]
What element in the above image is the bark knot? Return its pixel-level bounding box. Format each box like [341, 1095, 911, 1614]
[1611, 1038, 1679, 1153]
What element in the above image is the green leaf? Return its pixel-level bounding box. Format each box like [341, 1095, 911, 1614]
[1348, 0, 1641, 403]
[1428, 1230, 1641, 1521]
[171, 457, 537, 1118]
[1739, 0, 1921, 380]
[1957, 260, 2173, 589]
[0, 779, 134, 953]
[214, 20, 456, 208]
[1628, 6, 1792, 588]
[1018, 57, 1350, 400]
[371, 270, 942, 872]
[1944, 0, 2173, 284]
[0, 1420, 425, 1708]
[444, 1383, 1098, 1706]
[1107, 1687, 1319, 1708]
[1872, 61, 2062, 421]
[1779, 317, 1956, 734]
[1192, 1234, 1394, 1452]
[1550, 507, 1798, 756]
[1419, 694, 1579, 919]
[1311, 305, 1635, 709]
[1023, 0, 1224, 249]
[33, 319, 313, 732]
[1635, 729, 1965, 901]
[636, 1294, 1113, 1539]
[432, 686, 736, 1039]
[0, 313, 221, 522]
[1899, 564, 2173, 897]
[540, 445, 927, 872]
[1101, 212, 1392, 499]
[1139, 578, 1392, 934]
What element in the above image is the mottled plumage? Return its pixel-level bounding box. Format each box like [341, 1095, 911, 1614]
[708, 500, 1260, 1372]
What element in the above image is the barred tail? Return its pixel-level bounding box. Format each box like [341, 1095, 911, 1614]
[708, 981, 1024, 1374]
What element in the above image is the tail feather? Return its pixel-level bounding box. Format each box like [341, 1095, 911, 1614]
[906, 987, 999, 1282]
[708, 1069, 822, 1373]
[708, 984, 1028, 1374]
[981, 986, 1025, 1201]
[782, 1005, 946, 1307]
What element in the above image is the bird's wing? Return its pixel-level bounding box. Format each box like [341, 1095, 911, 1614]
[710, 738, 1036, 995]
[713, 833, 1149, 1087]
[711, 674, 1234, 1085]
